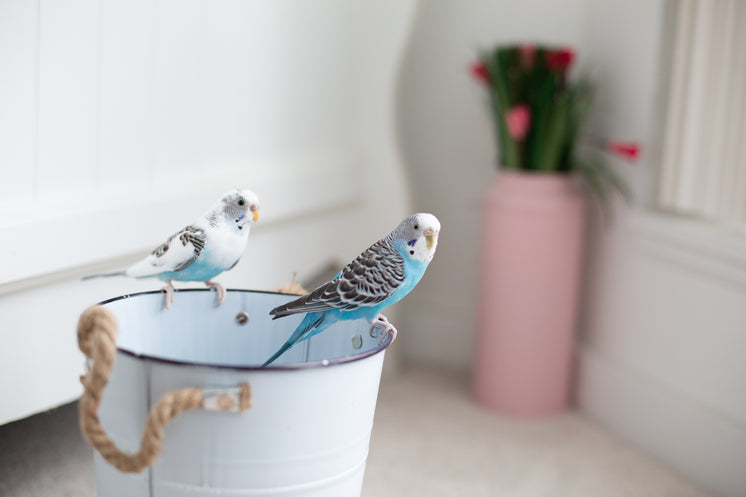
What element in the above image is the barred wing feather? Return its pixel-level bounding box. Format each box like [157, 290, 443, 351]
[270, 239, 404, 318]
[125, 225, 207, 277]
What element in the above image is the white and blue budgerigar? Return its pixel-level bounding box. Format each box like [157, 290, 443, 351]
[262, 213, 440, 366]
[84, 189, 260, 309]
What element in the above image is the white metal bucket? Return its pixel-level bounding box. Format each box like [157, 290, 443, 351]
[90, 289, 392, 497]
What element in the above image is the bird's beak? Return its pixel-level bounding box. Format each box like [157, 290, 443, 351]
[251, 204, 259, 223]
[424, 227, 436, 250]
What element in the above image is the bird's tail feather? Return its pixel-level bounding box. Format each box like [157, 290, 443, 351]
[262, 325, 308, 367]
[262, 342, 294, 367]
[262, 314, 324, 367]
[81, 271, 126, 281]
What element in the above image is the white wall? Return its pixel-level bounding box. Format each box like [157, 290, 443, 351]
[395, 1, 745, 495]
[576, 2, 746, 497]
[395, 0, 587, 370]
[0, 0, 417, 424]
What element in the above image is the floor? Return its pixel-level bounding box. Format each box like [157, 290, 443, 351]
[363, 368, 712, 497]
[0, 398, 95, 497]
[0, 368, 713, 497]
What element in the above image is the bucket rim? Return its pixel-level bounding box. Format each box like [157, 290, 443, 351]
[98, 288, 393, 371]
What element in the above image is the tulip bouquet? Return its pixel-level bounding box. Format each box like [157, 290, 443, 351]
[471, 44, 639, 209]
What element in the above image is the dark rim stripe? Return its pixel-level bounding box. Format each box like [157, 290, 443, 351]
[98, 289, 393, 371]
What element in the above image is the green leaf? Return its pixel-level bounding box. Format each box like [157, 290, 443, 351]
[577, 160, 611, 220]
[526, 65, 557, 170]
[576, 157, 633, 221]
[560, 78, 594, 170]
[537, 93, 569, 171]
[483, 50, 520, 168]
[595, 159, 633, 203]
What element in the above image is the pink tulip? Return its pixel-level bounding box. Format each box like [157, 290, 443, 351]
[470, 61, 489, 83]
[606, 141, 641, 161]
[505, 104, 531, 140]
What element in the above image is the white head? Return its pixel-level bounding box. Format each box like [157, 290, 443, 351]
[393, 213, 441, 262]
[214, 189, 260, 230]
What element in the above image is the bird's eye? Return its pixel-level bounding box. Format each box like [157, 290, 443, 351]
[238, 199, 245, 206]
[414, 224, 419, 230]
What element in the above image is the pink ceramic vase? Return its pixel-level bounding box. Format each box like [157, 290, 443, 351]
[474, 170, 586, 417]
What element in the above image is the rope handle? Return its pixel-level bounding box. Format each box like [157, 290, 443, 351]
[77, 305, 252, 474]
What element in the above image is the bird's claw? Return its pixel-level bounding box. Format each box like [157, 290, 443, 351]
[205, 281, 226, 306]
[370, 314, 397, 345]
[376, 314, 390, 325]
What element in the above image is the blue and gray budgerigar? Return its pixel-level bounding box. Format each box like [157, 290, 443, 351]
[83, 189, 260, 309]
[262, 213, 441, 367]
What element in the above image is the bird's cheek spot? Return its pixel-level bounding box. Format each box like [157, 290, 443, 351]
[409, 250, 415, 255]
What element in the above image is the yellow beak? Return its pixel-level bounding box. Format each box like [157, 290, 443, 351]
[426, 234, 434, 250]
[252, 210, 260, 223]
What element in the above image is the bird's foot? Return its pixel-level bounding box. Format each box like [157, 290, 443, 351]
[205, 280, 226, 306]
[371, 313, 397, 345]
[161, 281, 175, 310]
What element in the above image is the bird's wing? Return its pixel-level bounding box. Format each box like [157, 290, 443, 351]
[270, 239, 405, 318]
[125, 225, 207, 277]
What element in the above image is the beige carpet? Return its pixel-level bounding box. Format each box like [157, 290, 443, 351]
[0, 367, 712, 497]
[365, 368, 712, 497]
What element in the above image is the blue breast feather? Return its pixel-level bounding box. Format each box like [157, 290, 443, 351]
[141, 246, 235, 282]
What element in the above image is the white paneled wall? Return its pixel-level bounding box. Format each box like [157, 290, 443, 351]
[37, 0, 99, 197]
[659, 0, 746, 227]
[2, 0, 362, 208]
[0, 0, 417, 423]
[152, 0, 204, 176]
[99, 0, 154, 187]
[577, 1, 746, 496]
[0, 0, 37, 202]
[0, 0, 370, 216]
[0, 0, 408, 285]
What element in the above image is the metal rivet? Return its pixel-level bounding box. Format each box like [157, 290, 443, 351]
[235, 312, 250, 325]
[352, 334, 363, 349]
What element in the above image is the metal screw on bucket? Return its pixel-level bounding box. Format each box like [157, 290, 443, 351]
[235, 312, 250, 325]
[351, 334, 363, 349]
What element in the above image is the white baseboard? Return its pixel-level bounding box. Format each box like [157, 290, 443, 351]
[577, 344, 746, 497]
